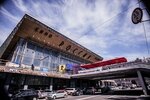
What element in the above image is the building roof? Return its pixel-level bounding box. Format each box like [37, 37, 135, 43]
[0, 14, 103, 63]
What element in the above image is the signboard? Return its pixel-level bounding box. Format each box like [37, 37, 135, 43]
[132, 8, 143, 24]
[59, 65, 66, 73]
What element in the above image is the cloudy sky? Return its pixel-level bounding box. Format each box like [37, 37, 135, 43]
[0, 0, 149, 61]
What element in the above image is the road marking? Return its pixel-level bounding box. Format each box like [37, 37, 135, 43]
[75, 96, 96, 100]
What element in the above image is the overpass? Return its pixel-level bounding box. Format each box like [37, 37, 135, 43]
[71, 61, 150, 95]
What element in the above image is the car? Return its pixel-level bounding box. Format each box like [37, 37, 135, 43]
[11, 89, 38, 100]
[37, 90, 47, 99]
[95, 87, 102, 94]
[83, 87, 96, 95]
[37, 89, 53, 99]
[44, 89, 53, 96]
[72, 88, 83, 96]
[47, 90, 68, 100]
[65, 88, 76, 95]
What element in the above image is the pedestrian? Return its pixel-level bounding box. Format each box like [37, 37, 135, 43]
[31, 64, 34, 71]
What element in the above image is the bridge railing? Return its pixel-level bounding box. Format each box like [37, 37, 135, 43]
[77, 61, 150, 74]
[102, 61, 150, 71]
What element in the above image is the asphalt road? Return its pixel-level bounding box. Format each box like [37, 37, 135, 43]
[59, 95, 139, 100]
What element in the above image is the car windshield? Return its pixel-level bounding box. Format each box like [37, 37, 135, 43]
[56, 90, 64, 93]
[66, 88, 74, 90]
[87, 87, 94, 90]
[44, 89, 51, 92]
[49, 91, 55, 94]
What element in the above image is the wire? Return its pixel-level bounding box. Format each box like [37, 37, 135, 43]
[80, 0, 141, 36]
[142, 21, 150, 54]
[139, 0, 150, 54]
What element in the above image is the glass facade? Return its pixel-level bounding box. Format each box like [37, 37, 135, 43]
[11, 38, 86, 72]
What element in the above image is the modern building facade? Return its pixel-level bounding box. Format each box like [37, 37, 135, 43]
[0, 14, 103, 73]
[0, 14, 102, 91]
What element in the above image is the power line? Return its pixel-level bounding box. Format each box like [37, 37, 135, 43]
[142, 22, 150, 54]
[81, 0, 141, 36]
[138, 0, 150, 54]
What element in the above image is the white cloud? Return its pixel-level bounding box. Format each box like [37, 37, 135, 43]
[0, 7, 19, 23]
[0, 28, 11, 45]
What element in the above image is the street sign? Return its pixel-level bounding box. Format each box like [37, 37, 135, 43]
[132, 8, 143, 24]
[59, 65, 66, 73]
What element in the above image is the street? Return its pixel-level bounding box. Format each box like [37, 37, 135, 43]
[38, 95, 139, 100]
[62, 95, 139, 100]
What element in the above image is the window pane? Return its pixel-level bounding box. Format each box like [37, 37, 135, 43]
[33, 46, 43, 67]
[33, 59, 40, 66]
[15, 55, 21, 64]
[22, 43, 35, 65]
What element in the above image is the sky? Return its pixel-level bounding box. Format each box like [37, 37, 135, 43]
[0, 0, 150, 61]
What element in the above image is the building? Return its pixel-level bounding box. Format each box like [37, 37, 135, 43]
[0, 14, 103, 91]
[0, 14, 103, 72]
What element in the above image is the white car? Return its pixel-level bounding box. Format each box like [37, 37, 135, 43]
[65, 88, 76, 95]
[47, 90, 68, 100]
[37, 90, 47, 99]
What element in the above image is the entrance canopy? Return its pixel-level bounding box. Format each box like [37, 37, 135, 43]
[72, 62, 150, 80]
[80, 57, 127, 69]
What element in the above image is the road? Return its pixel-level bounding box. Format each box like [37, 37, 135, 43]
[57, 95, 139, 100]
[38, 95, 150, 100]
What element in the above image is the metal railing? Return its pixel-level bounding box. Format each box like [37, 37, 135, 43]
[74, 61, 150, 75]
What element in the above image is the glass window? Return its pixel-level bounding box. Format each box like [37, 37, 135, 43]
[23, 56, 32, 65]
[12, 39, 25, 64]
[33, 59, 40, 66]
[51, 50, 58, 57]
[42, 49, 50, 68]
[15, 55, 21, 64]
[22, 43, 35, 65]
[33, 46, 43, 67]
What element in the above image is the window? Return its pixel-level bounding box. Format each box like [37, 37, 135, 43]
[33, 46, 43, 66]
[83, 53, 87, 57]
[48, 34, 52, 38]
[15, 55, 21, 64]
[95, 57, 100, 61]
[87, 55, 91, 59]
[22, 43, 35, 65]
[73, 48, 78, 53]
[59, 41, 64, 46]
[42, 49, 50, 68]
[44, 32, 48, 36]
[34, 27, 39, 32]
[66, 45, 71, 51]
[51, 50, 58, 57]
[39, 30, 44, 34]
[78, 51, 83, 55]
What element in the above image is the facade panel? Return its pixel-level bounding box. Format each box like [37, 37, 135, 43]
[11, 38, 85, 73]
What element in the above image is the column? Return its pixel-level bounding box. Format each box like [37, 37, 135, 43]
[4, 85, 9, 92]
[80, 79, 82, 88]
[137, 70, 149, 95]
[49, 78, 53, 91]
[23, 75, 28, 90]
[70, 80, 75, 88]
[23, 85, 28, 90]
[4, 74, 12, 93]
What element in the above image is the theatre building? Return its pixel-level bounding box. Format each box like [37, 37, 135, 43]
[0, 14, 103, 92]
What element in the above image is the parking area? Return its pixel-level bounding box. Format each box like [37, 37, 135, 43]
[38, 95, 139, 100]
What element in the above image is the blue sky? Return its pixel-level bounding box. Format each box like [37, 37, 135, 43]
[0, 0, 149, 61]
